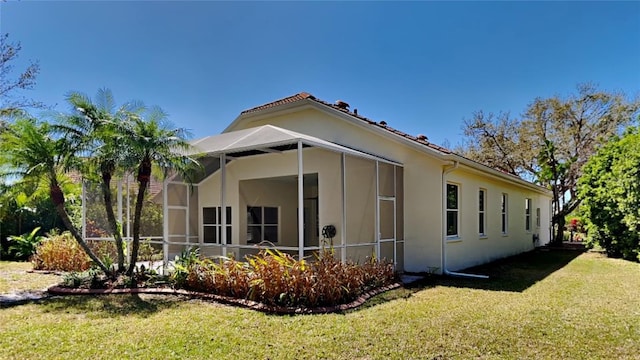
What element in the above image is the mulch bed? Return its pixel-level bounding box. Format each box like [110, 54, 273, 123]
[47, 283, 401, 315]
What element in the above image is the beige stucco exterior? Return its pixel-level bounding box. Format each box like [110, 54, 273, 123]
[182, 99, 552, 273]
[444, 168, 551, 270]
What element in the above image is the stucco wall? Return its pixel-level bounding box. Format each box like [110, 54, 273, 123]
[220, 106, 551, 273]
[444, 169, 552, 271]
[230, 108, 444, 272]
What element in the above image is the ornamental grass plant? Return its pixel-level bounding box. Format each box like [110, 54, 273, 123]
[180, 248, 396, 308]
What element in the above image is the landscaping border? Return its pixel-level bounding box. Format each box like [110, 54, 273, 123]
[47, 283, 401, 314]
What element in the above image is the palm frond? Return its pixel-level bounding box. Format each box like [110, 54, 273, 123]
[96, 88, 116, 114]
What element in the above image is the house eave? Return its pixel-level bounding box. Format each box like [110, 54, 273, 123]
[228, 98, 450, 161]
[445, 154, 551, 196]
[225, 96, 549, 196]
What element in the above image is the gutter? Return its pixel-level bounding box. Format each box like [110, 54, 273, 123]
[441, 160, 489, 279]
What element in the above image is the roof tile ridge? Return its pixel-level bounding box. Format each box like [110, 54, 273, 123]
[306, 96, 452, 154]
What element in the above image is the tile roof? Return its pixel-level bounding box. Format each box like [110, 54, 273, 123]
[240, 92, 452, 155]
[241, 92, 315, 115]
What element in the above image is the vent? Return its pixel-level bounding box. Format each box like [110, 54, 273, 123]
[335, 100, 350, 109]
[417, 134, 428, 141]
[379, 121, 387, 126]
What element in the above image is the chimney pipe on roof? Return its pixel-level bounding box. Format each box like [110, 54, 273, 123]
[354, 108, 358, 115]
[335, 100, 349, 109]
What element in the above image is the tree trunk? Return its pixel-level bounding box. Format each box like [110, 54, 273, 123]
[100, 171, 126, 272]
[126, 176, 149, 276]
[552, 214, 566, 245]
[50, 180, 111, 275]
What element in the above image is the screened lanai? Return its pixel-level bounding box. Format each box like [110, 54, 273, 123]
[83, 125, 405, 271]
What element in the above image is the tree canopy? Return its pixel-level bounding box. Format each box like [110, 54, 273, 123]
[0, 33, 43, 120]
[578, 127, 640, 261]
[0, 117, 111, 272]
[0, 88, 200, 276]
[460, 84, 639, 244]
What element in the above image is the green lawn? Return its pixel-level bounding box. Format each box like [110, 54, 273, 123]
[1, 250, 639, 359]
[0, 261, 61, 294]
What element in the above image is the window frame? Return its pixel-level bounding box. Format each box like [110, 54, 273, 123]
[536, 207, 541, 228]
[479, 188, 487, 237]
[202, 206, 232, 244]
[525, 198, 532, 232]
[501, 193, 508, 235]
[247, 206, 279, 243]
[446, 183, 460, 239]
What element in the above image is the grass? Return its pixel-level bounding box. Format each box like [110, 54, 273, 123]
[1, 250, 639, 359]
[0, 261, 61, 294]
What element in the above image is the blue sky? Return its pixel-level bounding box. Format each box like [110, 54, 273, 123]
[2, 1, 639, 147]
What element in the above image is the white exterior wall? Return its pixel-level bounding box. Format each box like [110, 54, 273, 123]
[229, 108, 444, 272]
[444, 169, 552, 271]
[219, 105, 552, 273]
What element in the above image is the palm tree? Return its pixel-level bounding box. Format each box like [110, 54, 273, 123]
[0, 118, 110, 273]
[56, 89, 144, 272]
[122, 107, 199, 275]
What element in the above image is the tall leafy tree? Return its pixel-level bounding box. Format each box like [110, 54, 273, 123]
[0, 118, 110, 273]
[122, 108, 198, 275]
[56, 89, 144, 271]
[0, 33, 44, 252]
[0, 33, 43, 120]
[461, 84, 639, 244]
[578, 127, 640, 261]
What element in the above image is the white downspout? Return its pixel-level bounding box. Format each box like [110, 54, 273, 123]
[441, 160, 489, 279]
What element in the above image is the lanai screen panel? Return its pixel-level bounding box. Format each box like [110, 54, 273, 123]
[395, 167, 404, 271]
[378, 162, 395, 198]
[239, 177, 298, 248]
[83, 176, 165, 241]
[83, 180, 116, 240]
[378, 162, 399, 266]
[345, 155, 376, 262]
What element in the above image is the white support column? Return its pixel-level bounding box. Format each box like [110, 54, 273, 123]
[393, 165, 397, 268]
[162, 178, 169, 267]
[81, 179, 86, 240]
[185, 183, 190, 245]
[375, 161, 380, 259]
[297, 141, 304, 260]
[117, 179, 123, 228]
[126, 175, 131, 242]
[341, 153, 347, 263]
[220, 153, 227, 257]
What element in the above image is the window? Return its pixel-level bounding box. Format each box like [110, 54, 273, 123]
[247, 206, 279, 243]
[479, 189, 487, 236]
[536, 208, 541, 228]
[446, 183, 459, 237]
[203, 207, 231, 244]
[501, 193, 508, 234]
[525, 198, 532, 232]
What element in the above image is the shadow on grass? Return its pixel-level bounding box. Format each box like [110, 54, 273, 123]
[38, 294, 183, 318]
[433, 248, 585, 292]
[355, 248, 587, 310]
[305, 249, 586, 313]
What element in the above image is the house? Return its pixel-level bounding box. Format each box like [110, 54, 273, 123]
[161, 92, 552, 274]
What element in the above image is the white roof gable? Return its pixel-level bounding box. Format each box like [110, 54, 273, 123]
[191, 125, 401, 165]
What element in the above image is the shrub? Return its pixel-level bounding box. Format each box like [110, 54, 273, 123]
[87, 239, 118, 268]
[61, 269, 105, 289]
[32, 232, 92, 271]
[179, 248, 396, 308]
[7, 227, 44, 260]
[138, 239, 162, 262]
[578, 127, 640, 261]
